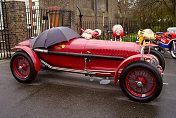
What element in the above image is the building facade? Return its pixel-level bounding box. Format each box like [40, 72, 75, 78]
[2, 0, 119, 48]
[39, 0, 118, 24]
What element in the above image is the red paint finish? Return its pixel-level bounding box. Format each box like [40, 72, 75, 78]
[12, 46, 41, 71]
[84, 39, 141, 58]
[84, 39, 141, 71]
[38, 38, 87, 69]
[18, 39, 32, 48]
[37, 38, 142, 73]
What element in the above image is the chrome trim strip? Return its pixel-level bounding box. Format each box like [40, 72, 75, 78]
[34, 49, 48, 53]
[86, 69, 116, 73]
[41, 60, 114, 75]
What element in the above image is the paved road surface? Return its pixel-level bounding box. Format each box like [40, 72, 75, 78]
[0, 54, 176, 118]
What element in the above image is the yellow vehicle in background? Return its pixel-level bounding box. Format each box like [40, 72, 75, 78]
[137, 29, 165, 70]
[138, 29, 155, 45]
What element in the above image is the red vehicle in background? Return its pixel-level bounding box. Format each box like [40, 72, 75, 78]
[81, 24, 124, 42]
[81, 28, 101, 39]
[110, 24, 124, 41]
[155, 27, 176, 59]
[10, 27, 163, 103]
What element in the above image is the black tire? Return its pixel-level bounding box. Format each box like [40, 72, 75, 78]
[144, 49, 165, 70]
[10, 51, 38, 83]
[170, 41, 176, 59]
[119, 61, 163, 103]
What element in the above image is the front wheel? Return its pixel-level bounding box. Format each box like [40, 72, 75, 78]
[144, 49, 165, 70]
[10, 51, 38, 83]
[170, 41, 176, 59]
[119, 61, 163, 103]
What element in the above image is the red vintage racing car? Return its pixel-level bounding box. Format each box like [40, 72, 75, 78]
[10, 27, 163, 103]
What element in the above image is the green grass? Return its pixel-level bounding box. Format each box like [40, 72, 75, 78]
[122, 32, 138, 42]
[101, 32, 139, 42]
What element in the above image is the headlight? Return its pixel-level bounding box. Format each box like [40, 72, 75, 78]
[116, 30, 121, 35]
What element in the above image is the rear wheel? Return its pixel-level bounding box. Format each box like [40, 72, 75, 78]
[119, 61, 163, 103]
[10, 51, 37, 83]
[170, 41, 176, 59]
[144, 49, 165, 70]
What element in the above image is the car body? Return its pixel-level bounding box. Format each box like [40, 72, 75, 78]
[10, 27, 163, 103]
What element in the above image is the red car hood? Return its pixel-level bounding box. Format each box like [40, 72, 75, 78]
[85, 39, 141, 58]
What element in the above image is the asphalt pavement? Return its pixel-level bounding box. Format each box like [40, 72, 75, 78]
[0, 53, 176, 118]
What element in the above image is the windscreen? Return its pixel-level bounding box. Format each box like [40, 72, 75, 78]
[113, 25, 123, 30]
[144, 29, 153, 34]
[167, 27, 176, 33]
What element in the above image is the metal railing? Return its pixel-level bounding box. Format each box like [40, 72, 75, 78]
[0, 0, 11, 59]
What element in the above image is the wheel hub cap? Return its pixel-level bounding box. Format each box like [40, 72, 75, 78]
[18, 66, 23, 70]
[136, 81, 143, 87]
[18, 63, 27, 70]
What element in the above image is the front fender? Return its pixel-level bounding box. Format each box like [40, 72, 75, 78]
[114, 54, 153, 85]
[12, 46, 41, 71]
[169, 39, 176, 51]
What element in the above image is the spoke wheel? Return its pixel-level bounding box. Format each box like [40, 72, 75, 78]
[13, 56, 30, 79]
[10, 51, 38, 83]
[125, 68, 156, 98]
[119, 61, 163, 103]
[170, 41, 176, 59]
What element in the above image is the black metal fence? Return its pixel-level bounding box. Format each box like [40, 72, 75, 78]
[0, 0, 11, 59]
[79, 20, 176, 42]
